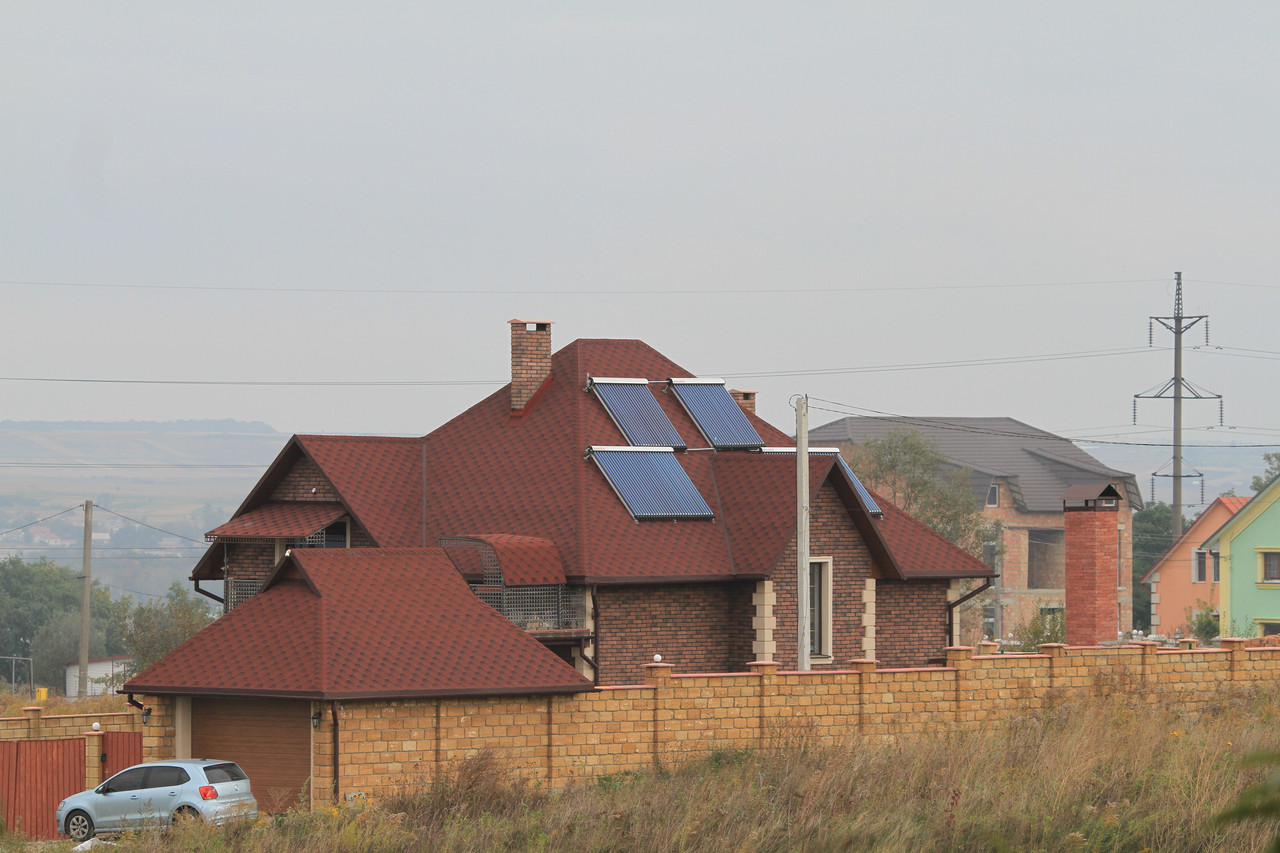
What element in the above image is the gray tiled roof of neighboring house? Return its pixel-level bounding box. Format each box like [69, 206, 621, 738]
[807, 416, 1143, 513]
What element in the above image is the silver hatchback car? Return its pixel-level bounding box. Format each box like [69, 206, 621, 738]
[56, 759, 257, 841]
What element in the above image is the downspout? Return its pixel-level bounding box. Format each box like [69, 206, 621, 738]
[947, 577, 995, 646]
[193, 580, 224, 605]
[330, 701, 340, 805]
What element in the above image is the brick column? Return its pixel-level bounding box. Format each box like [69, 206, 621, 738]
[747, 661, 777, 747]
[1064, 499, 1120, 645]
[945, 647, 975, 728]
[1133, 640, 1159, 686]
[22, 706, 42, 738]
[1220, 638, 1247, 682]
[643, 663, 674, 769]
[848, 659, 877, 736]
[84, 730, 105, 790]
[1038, 643, 1067, 689]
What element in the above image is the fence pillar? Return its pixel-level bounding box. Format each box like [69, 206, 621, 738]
[1220, 638, 1247, 682]
[84, 730, 105, 790]
[848, 659, 877, 735]
[746, 661, 777, 747]
[643, 663, 674, 769]
[945, 647, 975, 728]
[22, 706, 41, 739]
[1133, 640, 1159, 686]
[1037, 643, 1066, 690]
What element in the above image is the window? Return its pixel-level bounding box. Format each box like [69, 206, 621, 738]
[1212, 553, 1220, 583]
[144, 766, 190, 788]
[1265, 553, 1280, 582]
[986, 484, 1000, 507]
[1027, 530, 1066, 589]
[982, 605, 997, 641]
[1262, 621, 1280, 637]
[103, 767, 147, 793]
[808, 558, 833, 658]
[1194, 552, 1207, 583]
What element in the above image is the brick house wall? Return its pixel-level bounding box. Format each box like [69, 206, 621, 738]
[594, 582, 755, 686]
[770, 483, 877, 669]
[270, 458, 340, 502]
[222, 542, 277, 586]
[875, 579, 951, 667]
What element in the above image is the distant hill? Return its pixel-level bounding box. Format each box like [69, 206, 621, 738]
[0, 420, 289, 602]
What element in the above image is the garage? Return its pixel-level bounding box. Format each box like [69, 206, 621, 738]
[191, 698, 311, 813]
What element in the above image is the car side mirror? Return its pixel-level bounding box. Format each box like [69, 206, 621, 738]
[97, 784, 111, 794]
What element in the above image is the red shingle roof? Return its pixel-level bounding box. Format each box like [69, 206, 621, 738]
[205, 502, 346, 541]
[127, 548, 593, 699]
[194, 336, 990, 587]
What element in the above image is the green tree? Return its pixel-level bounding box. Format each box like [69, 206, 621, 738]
[1131, 501, 1175, 632]
[1252, 452, 1280, 494]
[30, 609, 115, 688]
[115, 583, 217, 677]
[841, 428, 997, 559]
[0, 555, 117, 661]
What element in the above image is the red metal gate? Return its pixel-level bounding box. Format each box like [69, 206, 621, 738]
[0, 738, 84, 840]
[103, 730, 142, 779]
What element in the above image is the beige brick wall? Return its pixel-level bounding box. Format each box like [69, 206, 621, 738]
[138, 641, 1280, 808]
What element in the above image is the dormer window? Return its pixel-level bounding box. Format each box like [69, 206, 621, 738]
[986, 484, 1000, 507]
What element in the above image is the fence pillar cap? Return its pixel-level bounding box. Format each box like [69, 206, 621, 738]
[746, 660, 777, 674]
[22, 706, 42, 719]
[1037, 643, 1067, 657]
[945, 646, 974, 663]
[847, 658, 878, 672]
[643, 662, 674, 685]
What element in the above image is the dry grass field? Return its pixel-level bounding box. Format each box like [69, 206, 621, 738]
[6, 684, 1280, 852]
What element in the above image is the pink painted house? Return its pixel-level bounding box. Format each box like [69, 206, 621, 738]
[1140, 495, 1248, 637]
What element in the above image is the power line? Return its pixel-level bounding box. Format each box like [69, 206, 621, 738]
[95, 505, 207, 544]
[0, 504, 85, 538]
[720, 346, 1163, 380]
[0, 376, 501, 387]
[0, 277, 1167, 295]
[805, 399, 1280, 449]
[0, 462, 266, 469]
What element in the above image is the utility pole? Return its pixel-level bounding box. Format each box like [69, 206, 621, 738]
[1135, 273, 1221, 538]
[796, 395, 810, 671]
[77, 499, 93, 699]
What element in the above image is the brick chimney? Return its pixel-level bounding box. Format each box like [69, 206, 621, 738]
[510, 319, 552, 411]
[1062, 483, 1123, 646]
[729, 389, 757, 415]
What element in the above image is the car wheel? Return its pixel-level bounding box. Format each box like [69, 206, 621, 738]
[173, 805, 201, 824]
[66, 810, 94, 842]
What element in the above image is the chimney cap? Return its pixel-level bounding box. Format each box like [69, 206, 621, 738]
[510, 318, 553, 327]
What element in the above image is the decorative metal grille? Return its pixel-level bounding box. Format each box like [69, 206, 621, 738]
[442, 536, 588, 631]
[225, 578, 263, 613]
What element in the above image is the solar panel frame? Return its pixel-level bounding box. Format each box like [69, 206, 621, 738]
[589, 447, 714, 520]
[589, 378, 687, 449]
[760, 447, 883, 518]
[668, 379, 764, 449]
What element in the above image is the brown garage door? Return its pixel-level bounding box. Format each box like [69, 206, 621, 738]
[191, 698, 311, 813]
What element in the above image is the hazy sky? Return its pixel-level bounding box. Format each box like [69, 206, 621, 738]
[4, 4, 1279, 481]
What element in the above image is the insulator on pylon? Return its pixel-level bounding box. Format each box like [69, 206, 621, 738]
[1200, 477, 1206, 504]
[1148, 320, 1153, 347]
[1150, 476, 1155, 502]
[1219, 400, 1224, 426]
[1205, 319, 1210, 344]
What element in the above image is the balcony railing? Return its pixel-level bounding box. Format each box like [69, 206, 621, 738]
[470, 584, 588, 632]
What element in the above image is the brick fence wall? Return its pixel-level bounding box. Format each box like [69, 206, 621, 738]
[0, 706, 139, 742]
[141, 639, 1280, 807]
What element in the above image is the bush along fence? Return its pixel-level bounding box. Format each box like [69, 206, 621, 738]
[137, 639, 1280, 808]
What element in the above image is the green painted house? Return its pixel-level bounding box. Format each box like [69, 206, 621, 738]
[1202, 475, 1280, 638]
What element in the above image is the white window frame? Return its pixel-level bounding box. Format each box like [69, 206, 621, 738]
[986, 484, 1000, 507]
[809, 557, 834, 660]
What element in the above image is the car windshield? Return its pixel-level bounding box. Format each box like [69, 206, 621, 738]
[203, 763, 248, 783]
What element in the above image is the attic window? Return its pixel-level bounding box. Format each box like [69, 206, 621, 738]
[588, 446, 713, 520]
[668, 379, 764, 449]
[986, 484, 1000, 507]
[295, 520, 348, 549]
[588, 378, 686, 449]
